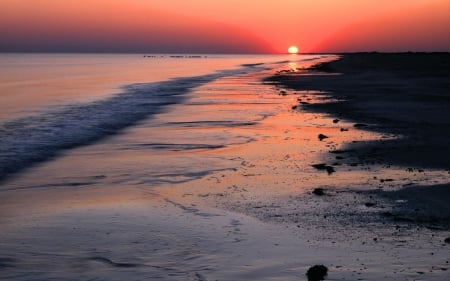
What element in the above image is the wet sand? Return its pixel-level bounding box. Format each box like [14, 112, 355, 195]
[1, 54, 450, 280]
[264, 53, 450, 226]
[256, 53, 450, 279]
[160, 53, 450, 280]
[178, 53, 450, 279]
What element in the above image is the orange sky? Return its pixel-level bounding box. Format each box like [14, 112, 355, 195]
[0, 0, 449, 53]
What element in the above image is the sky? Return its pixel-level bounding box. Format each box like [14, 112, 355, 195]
[0, 0, 449, 53]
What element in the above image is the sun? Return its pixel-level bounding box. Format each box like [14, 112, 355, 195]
[288, 46, 299, 54]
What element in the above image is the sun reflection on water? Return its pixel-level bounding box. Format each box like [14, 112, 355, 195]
[288, 62, 298, 72]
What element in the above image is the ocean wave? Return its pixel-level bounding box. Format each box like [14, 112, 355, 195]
[0, 66, 264, 182]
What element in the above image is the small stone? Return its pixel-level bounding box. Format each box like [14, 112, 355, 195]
[444, 237, 450, 244]
[311, 164, 335, 175]
[333, 119, 340, 123]
[325, 166, 335, 175]
[306, 265, 328, 281]
[318, 134, 329, 141]
[312, 188, 326, 196]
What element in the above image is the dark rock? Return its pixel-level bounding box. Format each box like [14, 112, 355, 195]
[306, 264, 328, 281]
[291, 105, 298, 110]
[380, 178, 394, 183]
[353, 123, 368, 128]
[445, 237, 450, 244]
[311, 164, 335, 175]
[312, 163, 327, 170]
[365, 202, 376, 207]
[318, 134, 329, 141]
[325, 166, 335, 175]
[312, 188, 326, 196]
[333, 119, 340, 123]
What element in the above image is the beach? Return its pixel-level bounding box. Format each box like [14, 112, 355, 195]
[168, 53, 450, 279]
[0, 53, 449, 281]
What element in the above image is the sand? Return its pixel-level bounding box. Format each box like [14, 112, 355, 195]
[159, 53, 450, 280]
[1, 53, 449, 281]
[264, 53, 450, 226]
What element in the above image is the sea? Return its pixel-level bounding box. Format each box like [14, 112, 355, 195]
[0, 53, 325, 186]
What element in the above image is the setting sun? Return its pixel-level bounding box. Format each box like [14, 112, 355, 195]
[288, 46, 299, 54]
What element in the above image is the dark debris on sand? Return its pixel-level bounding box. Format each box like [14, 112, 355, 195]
[318, 134, 329, 141]
[312, 164, 335, 175]
[306, 265, 328, 281]
[312, 188, 326, 196]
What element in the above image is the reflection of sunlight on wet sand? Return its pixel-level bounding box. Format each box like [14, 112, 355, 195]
[162, 70, 450, 209]
[288, 62, 298, 72]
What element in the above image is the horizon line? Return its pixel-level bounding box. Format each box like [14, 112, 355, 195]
[1, 51, 449, 55]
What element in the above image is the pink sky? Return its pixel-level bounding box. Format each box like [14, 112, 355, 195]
[0, 0, 449, 53]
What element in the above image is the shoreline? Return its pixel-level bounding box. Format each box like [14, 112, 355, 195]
[163, 53, 450, 279]
[1, 54, 449, 280]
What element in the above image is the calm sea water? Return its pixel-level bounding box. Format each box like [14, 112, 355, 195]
[0, 54, 286, 120]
